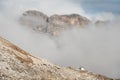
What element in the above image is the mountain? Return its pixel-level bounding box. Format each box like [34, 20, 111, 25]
[19, 10, 90, 36]
[20, 10, 48, 33]
[0, 37, 113, 80]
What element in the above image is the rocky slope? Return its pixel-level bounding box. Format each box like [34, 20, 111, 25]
[19, 10, 90, 36]
[0, 37, 114, 80]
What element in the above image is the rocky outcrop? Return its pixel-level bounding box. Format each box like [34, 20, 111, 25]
[0, 37, 113, 80]
[20, 10, 48, 32]
[19, 10, 90, 36]
[47, 14, 89, 36]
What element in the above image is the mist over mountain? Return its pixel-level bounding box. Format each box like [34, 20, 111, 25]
[0, 0, 120, 78]
[19, 10, 90, 36]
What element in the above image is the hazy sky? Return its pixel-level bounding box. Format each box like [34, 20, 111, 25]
[76, 0, 120, 14]
[0, 0, 120, 15]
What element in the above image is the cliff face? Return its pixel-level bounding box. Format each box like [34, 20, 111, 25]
[47, 14, 89, 36]
[0, 37, 113, 80]
[19, 10, 90, 36]
[20, 10, 48, 33]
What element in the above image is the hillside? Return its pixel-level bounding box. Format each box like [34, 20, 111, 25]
[0, 37, 114, 80]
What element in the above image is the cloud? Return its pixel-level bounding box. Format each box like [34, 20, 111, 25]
[56, 22, 120, 78]
[0, 0, 85, 17]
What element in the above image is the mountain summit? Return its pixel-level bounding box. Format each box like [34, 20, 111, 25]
[19, 10, 90, 36]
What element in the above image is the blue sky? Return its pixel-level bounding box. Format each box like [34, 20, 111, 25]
[74, 0, 120, 14]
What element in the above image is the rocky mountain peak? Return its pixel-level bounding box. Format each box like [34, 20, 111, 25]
[23, 10, 48, 19]
[49, 13, 89, 26]
[20, 10, 48, 33]
[19, 10, 90, 36]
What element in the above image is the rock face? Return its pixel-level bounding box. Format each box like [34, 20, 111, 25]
[20, 10, 48, 33]
[48, 14, 89, 36]
[0, 37, 113, 80]
[19, 10, 90, 36]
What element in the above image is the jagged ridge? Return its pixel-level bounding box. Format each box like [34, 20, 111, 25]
[19, 10, 90, 36]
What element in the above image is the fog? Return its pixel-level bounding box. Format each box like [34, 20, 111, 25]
[0, 0, 120, 78]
